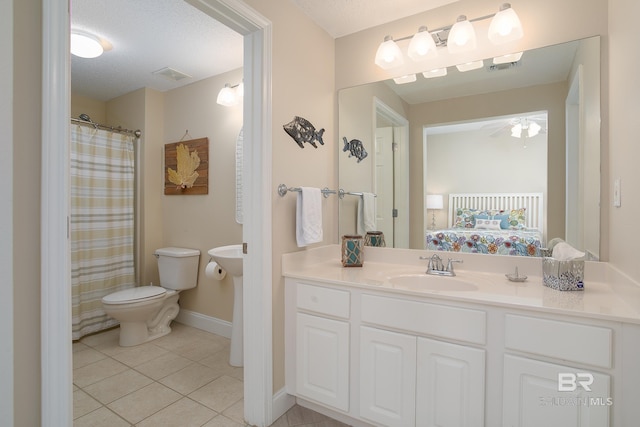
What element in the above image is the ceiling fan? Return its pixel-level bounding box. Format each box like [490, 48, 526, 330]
[485, 114, 548, 139]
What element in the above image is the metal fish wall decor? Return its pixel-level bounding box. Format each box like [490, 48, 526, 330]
[283, 116, 325, 148]
[342, 136, 368, 163]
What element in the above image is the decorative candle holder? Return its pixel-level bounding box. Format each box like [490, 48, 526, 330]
[364, 231, 386, 247]
[341, 235, 363, 267]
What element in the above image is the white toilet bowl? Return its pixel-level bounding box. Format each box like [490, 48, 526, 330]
[102, 247, 200, 347]
[102, 286, 180, 347]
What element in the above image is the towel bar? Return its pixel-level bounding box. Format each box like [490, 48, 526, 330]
[277, 184, 336, 198]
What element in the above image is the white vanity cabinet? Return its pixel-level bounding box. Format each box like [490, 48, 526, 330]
[502, 313, 613, 427]
[287, 282, 351, 412]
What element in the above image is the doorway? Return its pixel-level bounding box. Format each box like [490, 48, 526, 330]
[42, 1, 273, 426]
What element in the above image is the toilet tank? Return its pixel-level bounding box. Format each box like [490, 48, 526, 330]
[155, 247, 200, 290]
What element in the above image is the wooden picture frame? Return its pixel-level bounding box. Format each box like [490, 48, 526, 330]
[164, 137, 209, 195]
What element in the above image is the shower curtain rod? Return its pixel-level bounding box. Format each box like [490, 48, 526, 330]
[71, 117, 142, 138]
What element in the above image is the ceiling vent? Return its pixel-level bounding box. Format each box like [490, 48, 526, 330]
[487, 61, 521, 72]
[152, 67, 192, 82]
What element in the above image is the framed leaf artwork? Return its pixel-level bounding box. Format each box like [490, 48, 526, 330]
[164, 137, 209, 195]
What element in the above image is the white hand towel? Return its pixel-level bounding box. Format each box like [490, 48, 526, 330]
[357, 192, 376, 235]
[296, 187, 323, 247]
[552, 241, 585, 261]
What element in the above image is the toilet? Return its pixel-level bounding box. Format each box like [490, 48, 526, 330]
[102, 247, 200, 347]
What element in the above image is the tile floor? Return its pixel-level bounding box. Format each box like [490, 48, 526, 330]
[73, 322, 350, 426]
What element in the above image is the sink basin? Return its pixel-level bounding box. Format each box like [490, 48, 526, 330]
[389, 274, 478, 292]
[208, 244, 243, 277]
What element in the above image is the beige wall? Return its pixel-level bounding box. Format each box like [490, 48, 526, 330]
[13, 1, 42, 425]
[162, 68, 243, 321]
[243, 0, 337, 392]
[609, 0, 640, 280]
[70, 93, 107, 123]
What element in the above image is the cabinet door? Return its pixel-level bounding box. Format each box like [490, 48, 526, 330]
[296, 313, 349, 411]
[360, 326, 416, 427]
[503, 355, 610, 427]
[416, 337, 485, 427]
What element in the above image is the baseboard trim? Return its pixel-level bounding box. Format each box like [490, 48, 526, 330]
[272, 387, 296, 423]
[175, 309, 232, 338]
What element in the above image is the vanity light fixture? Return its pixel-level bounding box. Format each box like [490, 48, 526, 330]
[487, 3, 524, 45]
[423, 68, 448, 78]
[217, 82, 243, 107]
[374, 3, 523, 70]
[456, 60, 484, 72]
[70, 31, 105, 58]
[374, 35, 404, 70]
[493, 51, 523, 64]
[393, 74, 417, 84]
[447, 15, 477, 54]
[407, 26, 438, 62]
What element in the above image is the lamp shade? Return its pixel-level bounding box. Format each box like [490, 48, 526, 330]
[407, 26, 438, 62]
[447, 15, 477, 54]
[217, 84, 238, 106]
[426, 194, 444, 209]
[423, 68, 447, 79]
[488, 3, 524, 44]
[456, 60, 484, 72]
[375, 35, 404, 69]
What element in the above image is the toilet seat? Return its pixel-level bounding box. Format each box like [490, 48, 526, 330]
[103, 286, 167, 305]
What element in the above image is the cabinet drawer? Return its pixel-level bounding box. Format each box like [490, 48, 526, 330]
[361, 294, 486, 345]
[297, 283, 350, 319]
[505, 314, 612, 368]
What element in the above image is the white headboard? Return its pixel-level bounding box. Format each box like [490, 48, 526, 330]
[447, 193, 545, 240]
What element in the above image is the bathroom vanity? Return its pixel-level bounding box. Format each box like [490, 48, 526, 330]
[282, 246, 640, 427]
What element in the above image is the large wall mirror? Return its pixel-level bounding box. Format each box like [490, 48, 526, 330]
[338, 36, 600, 260]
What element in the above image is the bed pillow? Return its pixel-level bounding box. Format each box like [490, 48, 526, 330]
[454, 208, 478, 228]
[505, 208, 526, 229]
[474, 219, 502, 230]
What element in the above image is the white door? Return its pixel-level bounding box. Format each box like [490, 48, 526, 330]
[360, 326, 416, 427]
[375, 126, 395, 243]
[503, 355, 610, 427]
[416, 337, 486, 427]
[296, 313, 350, 411]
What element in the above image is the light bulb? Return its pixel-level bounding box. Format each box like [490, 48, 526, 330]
[407, 26, 438, 62]
[488, 3, 524, 44]
[70, 32, 104, 58]
[375, 36, 404, 69]
[447, 16, 477, 54]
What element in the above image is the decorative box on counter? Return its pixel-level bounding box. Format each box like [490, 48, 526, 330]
[542, 257, 584, 291]
[364, 231, 385, 247]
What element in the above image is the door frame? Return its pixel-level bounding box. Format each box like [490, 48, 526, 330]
[41, 1, 274, 425]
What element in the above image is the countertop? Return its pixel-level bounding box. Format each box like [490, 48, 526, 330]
[282, 245, 640, 324]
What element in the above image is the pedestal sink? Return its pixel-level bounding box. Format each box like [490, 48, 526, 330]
[208, 244, 244, 367]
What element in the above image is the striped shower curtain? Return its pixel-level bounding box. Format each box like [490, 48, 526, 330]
[70, 125, 136, 340]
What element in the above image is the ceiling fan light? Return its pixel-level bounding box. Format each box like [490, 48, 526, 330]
[488, 3, 524, 44]
[70, 31, 104, 58]
[375, 35, 404, 69]
[393, 74, 417, 85]
[493, 51, 523, 64]
[408, 26, 438, 62]
[456, 60, 483, 72]
[528, 121, 542, 137]
[511, 123, 523, 138]
[217, 84, 238, 106]
[423, 68, 448, 78]
[447, 16, 477, 54]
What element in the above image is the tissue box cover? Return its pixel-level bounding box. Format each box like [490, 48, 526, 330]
[542, 257, 584, 291]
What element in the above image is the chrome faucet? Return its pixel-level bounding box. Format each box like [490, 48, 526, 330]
[420, 254, 463, 276]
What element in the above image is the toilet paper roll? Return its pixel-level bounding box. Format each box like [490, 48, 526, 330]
[206, 262, 227, 280]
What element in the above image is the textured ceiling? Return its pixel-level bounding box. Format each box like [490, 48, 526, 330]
[289, 0, 459, 38]
[71, 0, 461, 102]
[71, 0, 243, 101]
